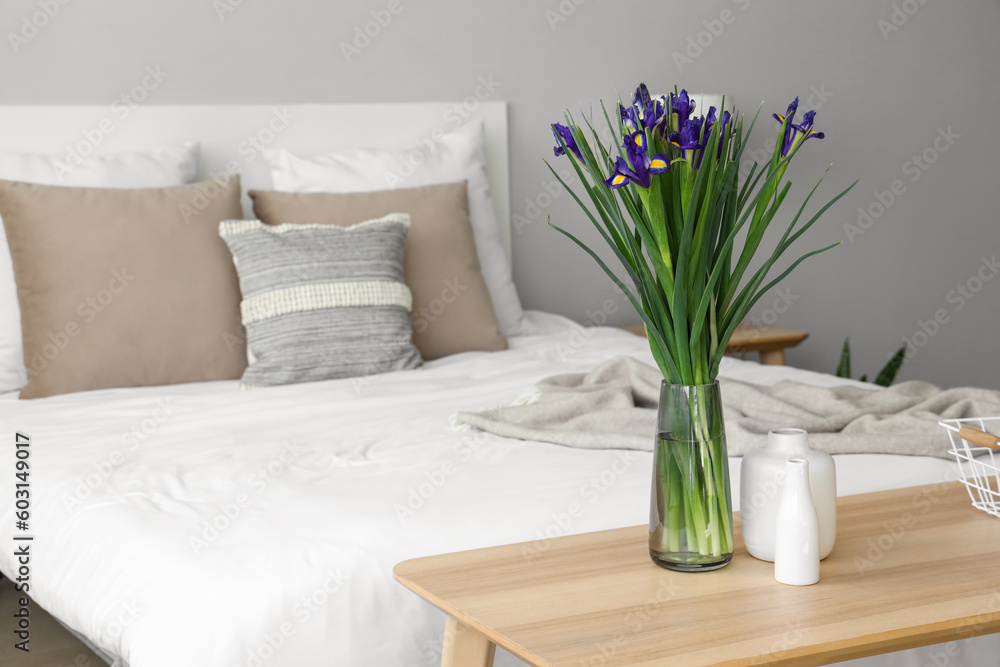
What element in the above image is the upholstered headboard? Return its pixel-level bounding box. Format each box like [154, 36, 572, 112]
[0, 102, 511, 258]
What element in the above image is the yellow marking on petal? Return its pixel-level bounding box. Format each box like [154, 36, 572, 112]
[633, 134, 645, 147]
[611, 175, 626, 186]
[649, 159, 667, 168]
[775, 114, 786, 123]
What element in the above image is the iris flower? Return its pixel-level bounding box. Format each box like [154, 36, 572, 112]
[666, 104, 734, 168]
[668, 89, 696, 133]
[621, 90, 665, 134]
[643, 97, 666, 129]
[620, 104, 642, 134]
[703, 107, 733, 162]
[633, 84, 666, 128]
[552, 123, 584, 161]
[773, 99, 825, 157]
[633, 83, 652, 106]
[668, 121, 702, 164]
[605, 131, 670, 189]
[787, 110, 825, 153]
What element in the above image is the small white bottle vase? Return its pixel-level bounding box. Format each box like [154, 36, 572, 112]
[740, 428, 836, 561]
[774, 458, 820, 586]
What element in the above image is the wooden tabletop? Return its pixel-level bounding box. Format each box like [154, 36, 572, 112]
[394, 482, 1000, 666]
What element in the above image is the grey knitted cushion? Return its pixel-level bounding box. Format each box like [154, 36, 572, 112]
[219, 214, 422, 388]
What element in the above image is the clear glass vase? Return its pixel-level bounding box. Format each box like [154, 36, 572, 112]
[649, 381, 734, 571]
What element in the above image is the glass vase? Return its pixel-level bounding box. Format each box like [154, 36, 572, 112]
[649, 381, 734, 571]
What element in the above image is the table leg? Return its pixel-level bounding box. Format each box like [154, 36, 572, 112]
[441, 615, 496, 667]
[759, 349, 786, 365]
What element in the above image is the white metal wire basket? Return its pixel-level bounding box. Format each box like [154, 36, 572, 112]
[939, 416, 1000, 518]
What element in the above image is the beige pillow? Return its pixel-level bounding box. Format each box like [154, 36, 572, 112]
[250, 182, 507, 360]
[0, 177, 247, 399]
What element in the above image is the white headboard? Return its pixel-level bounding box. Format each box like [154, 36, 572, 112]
[0, 102, 511, 257]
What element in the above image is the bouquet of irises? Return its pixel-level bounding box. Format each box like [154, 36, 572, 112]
[549, 84, 855, 564]
[550, 84, 854, 385]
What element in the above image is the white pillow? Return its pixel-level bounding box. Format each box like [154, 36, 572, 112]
[0, 142, 201, 392]
[264, 121, 530, 338]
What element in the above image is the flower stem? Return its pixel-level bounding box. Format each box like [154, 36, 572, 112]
[666, 446, 682, 553]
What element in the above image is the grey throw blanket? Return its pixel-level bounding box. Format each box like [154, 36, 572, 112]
[451, 356, 1000, 458]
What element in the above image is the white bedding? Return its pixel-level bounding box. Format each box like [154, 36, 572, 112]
[0, 311, 995, 666]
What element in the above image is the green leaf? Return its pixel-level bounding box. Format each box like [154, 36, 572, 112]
[836, 338, 851, 378]
[545, 161, 670, 345]
[712, 242, 839, 376]
[721, 177, 857, 336]
[550, 223, 681, 382]
[723, 130, 816, 311]
[874, 345, 907, 387]
[738, 162, 763, 211]
[544, 160, 630, 266]
[599, 101, 627, 162]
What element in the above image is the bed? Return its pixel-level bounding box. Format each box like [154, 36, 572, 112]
[0, 104, 996, 667]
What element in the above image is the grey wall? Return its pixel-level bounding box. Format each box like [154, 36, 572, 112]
[2, 0, 997, 388]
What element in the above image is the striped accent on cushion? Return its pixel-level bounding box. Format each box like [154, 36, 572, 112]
[219, 214, 421, 388]
[241, 282, 412, 324]
[219, 213, 410, 237]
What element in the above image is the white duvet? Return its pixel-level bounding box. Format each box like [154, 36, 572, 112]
[0, 312, 995, 666]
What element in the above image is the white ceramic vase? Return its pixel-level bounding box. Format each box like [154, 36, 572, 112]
[774, 458, 820, 586]
[740, 428, 836, 562]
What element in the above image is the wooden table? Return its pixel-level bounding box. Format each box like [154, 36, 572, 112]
[394, 482, 1000, 666]
[620, 323, 808, 366]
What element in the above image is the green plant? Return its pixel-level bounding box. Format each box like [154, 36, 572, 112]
[836, 338, 906, 386]
[549, 87, 855, 386]
[548, 84, 856, 562]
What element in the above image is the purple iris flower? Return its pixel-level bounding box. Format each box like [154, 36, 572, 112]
[717, 109, 733, 156]
[633, 83, 651, 107]
[773, 97, 799, 127]
[668, 122, 702, 164]
[631, 83, 667, 129]
[719, 109, 732, 131]
[620, 104, 642, 134]
[621, 99, 665, 135]
[773, 99, 825, 157]
[788, 110, 825, 150]
[773, 97, 801, 157]
[552, 123, 584, 161]
[667, 102, 733, 169]
[700, 107, 733, 162]
[668, 89, 696, 132]
[604, 131, 670, 189]
[644, 97, 665, 129]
